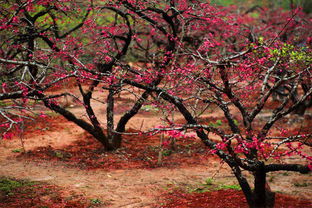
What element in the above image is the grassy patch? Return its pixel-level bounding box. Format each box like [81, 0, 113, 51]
[0, 177, 36, 196]
[0, 177, 94, 207]
[218, 184, 241, 190]
[90, 198, 102, 205]
[11, 149, 23, 153]
[189, 177, 241, 193]
[294, 182, 309, 187]
[141, 104, 159, 112]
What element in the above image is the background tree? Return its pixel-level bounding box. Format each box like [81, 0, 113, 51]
[117, 1, 312, 207]
[0, 1, 311, 207]
[0, 0, 180, 150]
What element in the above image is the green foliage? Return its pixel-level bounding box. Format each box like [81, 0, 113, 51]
[190, 186, 211, 193]
[249, 11, 260, 18]
[54, 151, 64, 159]
[51, 150, 72, 160]
[270, 44, 311, 63]
[189, 178, 214, 193]
[0, 178, 35, 196]
[204, 178, 214, 185]
[29, 5, 53, 29]
[218, 184, 241, 190]
[209, 120, 223, 128]
[210, 0, 236, 6]
[258, 36, 264, 45]
[11, 149, 23, 153]
[90, 198, 102, 204]
[211, 0, 312, 12]
[162, 149, 172, 156]
[141, 104, 159, 112]
[233, 119, 239, 126]
[0, 178, 23, 195]
[190, 177, 241, 193]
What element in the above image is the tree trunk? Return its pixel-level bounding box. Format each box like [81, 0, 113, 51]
[292, 83, 311, 116]
[231, 166, 254, 208]
[116, 90, 151, 132]
[252, 167, 275, 208]
[115, 79, 161, 147]
[42, 97, 117, 150]
[292, 100, 311, 116]
[106, 87, 121, 150]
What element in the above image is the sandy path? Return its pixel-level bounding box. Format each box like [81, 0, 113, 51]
[0, 158, 232, 207]
[1, 155, 311, 207]
[0, 93, 235, 207]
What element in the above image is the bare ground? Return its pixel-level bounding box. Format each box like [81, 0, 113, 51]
[0, 88, 311, 207]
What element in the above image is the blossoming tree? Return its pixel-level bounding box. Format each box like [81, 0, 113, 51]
[0, 0, 177, 150]
[0, 1, 311, 207]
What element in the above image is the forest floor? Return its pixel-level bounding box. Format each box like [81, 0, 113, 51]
[0, 85, 311, 207]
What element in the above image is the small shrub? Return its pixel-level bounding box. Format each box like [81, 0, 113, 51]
[0, 178, 35, 196]
[90, 198, 102, 204]
[12, 149, 23, 153]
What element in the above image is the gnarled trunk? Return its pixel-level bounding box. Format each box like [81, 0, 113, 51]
[106, 87, 118, 150]
[252, 167, 275, 208]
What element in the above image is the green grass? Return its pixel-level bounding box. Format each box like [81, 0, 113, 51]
[0, 177, 36, 196]
[141, 104, 159, 112]
[90, 198, 102, 204]
[190, 177, 241, 193]
[11, 148, 23, 153]
[209, 120, 223, 128]
[162, 149, 173, 156]
[218, 184, 241, 190]
[293, 182, 309, 187]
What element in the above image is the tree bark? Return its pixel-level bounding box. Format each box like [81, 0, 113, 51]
[292, 100, 311, 116]
[253, 165, 275, 208]
[106, 87, 120, 150]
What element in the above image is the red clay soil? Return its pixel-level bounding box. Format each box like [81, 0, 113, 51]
[2, 183, 311, 208]
[4, 112, 311, 207]
[22, 116, 69, 137]
[16, 115, 214, 170]
[0, 178, 93, 208]
[18, 127, 214, 170]
[158, 189, 312, 208]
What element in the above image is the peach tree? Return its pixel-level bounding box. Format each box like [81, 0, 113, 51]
[0, 0, 178, 150]
[0, 1, 311, 207]
[118, 1, 311, 208]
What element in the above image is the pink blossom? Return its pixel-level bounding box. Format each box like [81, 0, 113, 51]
[39, 112, 47, 118]
[3, 132, 14, 140]
[216, 142, 227, 150]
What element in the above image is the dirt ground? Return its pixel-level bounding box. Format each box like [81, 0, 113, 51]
[0, 112, 233, 207]
[0, 87, 311, 207]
